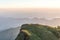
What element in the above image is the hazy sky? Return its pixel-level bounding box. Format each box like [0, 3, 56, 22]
[0, 0, 60, 8]
[0, 0, 60, 18]
[0, 8, 60, 18]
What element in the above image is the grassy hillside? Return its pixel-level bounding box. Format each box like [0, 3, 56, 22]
[15, 24, 60, 40]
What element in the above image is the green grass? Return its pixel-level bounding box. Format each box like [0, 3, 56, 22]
[15, 24, 60, 40]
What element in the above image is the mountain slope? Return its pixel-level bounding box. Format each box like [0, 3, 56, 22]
[15, 24, 60, 40]
[0, 27, 20, 40]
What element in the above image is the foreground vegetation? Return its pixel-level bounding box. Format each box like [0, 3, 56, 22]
[15, 24, 60, 40]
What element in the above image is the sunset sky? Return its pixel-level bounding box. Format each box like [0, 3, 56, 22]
[0, 0, 60, 8]
[0, 0, 60, 18]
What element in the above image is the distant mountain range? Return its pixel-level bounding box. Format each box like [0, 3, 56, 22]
[0, 17, 60, 31]
[14, 17, 60, 26]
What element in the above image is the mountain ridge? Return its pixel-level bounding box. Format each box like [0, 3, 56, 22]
[15, 24, 60, 40]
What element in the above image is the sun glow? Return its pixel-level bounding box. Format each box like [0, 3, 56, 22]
[0, 0, 60, 8]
